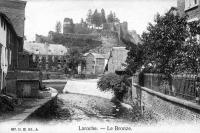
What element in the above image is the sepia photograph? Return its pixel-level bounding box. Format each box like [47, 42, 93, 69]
[0, 0, 200, 132]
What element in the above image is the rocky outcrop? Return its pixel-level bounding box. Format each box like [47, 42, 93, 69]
[35, 22, 141, 54]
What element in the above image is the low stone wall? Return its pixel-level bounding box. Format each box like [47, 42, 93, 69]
[132, 84, 200, 121]
[6, 70, 42, 98]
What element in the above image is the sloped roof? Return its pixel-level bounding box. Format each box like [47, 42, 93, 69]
[0, 12, 18, 37]
[0, 0, 26, 37]
[24, 41, 68, 56]
[84, 53, 105, 59]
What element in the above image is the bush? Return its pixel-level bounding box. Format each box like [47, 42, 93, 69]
[97, 73, 131, 101]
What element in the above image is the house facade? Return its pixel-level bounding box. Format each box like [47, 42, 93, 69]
[177, 0, 200, 45]
[177, 0, 200, 20]
[0, 13, 20, 91]
[24, 42, 68, 72]
[107, 47, 128, 73]
[84, 53, 105, 75]
[0, 0, 43, 98]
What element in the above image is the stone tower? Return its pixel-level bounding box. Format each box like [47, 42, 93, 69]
[63, 18, 74, 34]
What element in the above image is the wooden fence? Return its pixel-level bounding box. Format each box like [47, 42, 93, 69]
[135, 73, 199, 103]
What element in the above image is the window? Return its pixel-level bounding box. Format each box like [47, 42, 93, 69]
[32, 55, 36, 62]
[52, 56, 55, 62]
[3, 22, 5, 30]
[39, 56, 42, 62]
[185, 0, 199, 10]
[46, 56, 49, 63]
[5, 48, 7, 67]
[8, 49, 11, 65]
[1, 17, 3, 28]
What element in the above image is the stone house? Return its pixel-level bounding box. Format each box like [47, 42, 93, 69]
[0, 13, 21, 92]
[24, 42, 68, 72]
[0, 0, 42, 98]
[83, 53, 106, 75]
[107, 47, 128, 73]
[177, 0, 200, 20]
[177, 0, 200, 43]
[0, 0, 26, 39]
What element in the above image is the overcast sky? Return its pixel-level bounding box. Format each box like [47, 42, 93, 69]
[24, 0, 177, 41]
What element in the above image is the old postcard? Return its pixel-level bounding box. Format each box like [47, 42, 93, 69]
[0, 0, 200, 132]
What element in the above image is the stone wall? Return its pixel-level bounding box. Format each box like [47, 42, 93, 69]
[85, 54, 95, 74]
[6, 70, 41, 97]
[89, 30, 121, 54]
[108, 47, 128, 73]
[132, 84, 200, 121]
[62, 33, 99, 40]
[95, 58, 105, 74]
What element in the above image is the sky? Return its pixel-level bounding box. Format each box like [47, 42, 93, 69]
[24, 0, 177, 41]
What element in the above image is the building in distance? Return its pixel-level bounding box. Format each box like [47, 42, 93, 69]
[106, 47, 128, 73]
[83, 53, 106, 75]
[24, 42, 68, 72]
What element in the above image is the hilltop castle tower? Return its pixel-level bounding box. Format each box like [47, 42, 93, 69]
[63, 18, 74, 34]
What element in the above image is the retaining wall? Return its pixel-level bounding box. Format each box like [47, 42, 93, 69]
[132, 83, 200, 121]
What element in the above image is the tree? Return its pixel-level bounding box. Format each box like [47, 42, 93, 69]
[92, 9, 102, 27]
[107, 11, 114, 23]
[125, 9, 200, 76]
[113, 12, 120, 23]
[86, 9, 93, 25]
[55, 21, 62, 33]
[141, 11, 188, 77]
[180, 20, 200, 74]
[65, 48, 86, 75]
[123, 38, 145, 75]
[80, 18, 84, 24]
[101, 8, 106, 24]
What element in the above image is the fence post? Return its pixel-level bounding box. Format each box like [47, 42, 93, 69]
[138, 72, 144, 87]
[195, 76, 200, 104]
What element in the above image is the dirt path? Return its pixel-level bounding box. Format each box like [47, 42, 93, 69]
[48, 93, 135, 124]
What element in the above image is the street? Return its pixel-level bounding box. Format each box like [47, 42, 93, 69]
[63, 79, 113, 99]
[40, 79, 156, 125]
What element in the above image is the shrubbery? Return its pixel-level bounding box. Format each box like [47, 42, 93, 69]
[97, 73, 131, 101]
